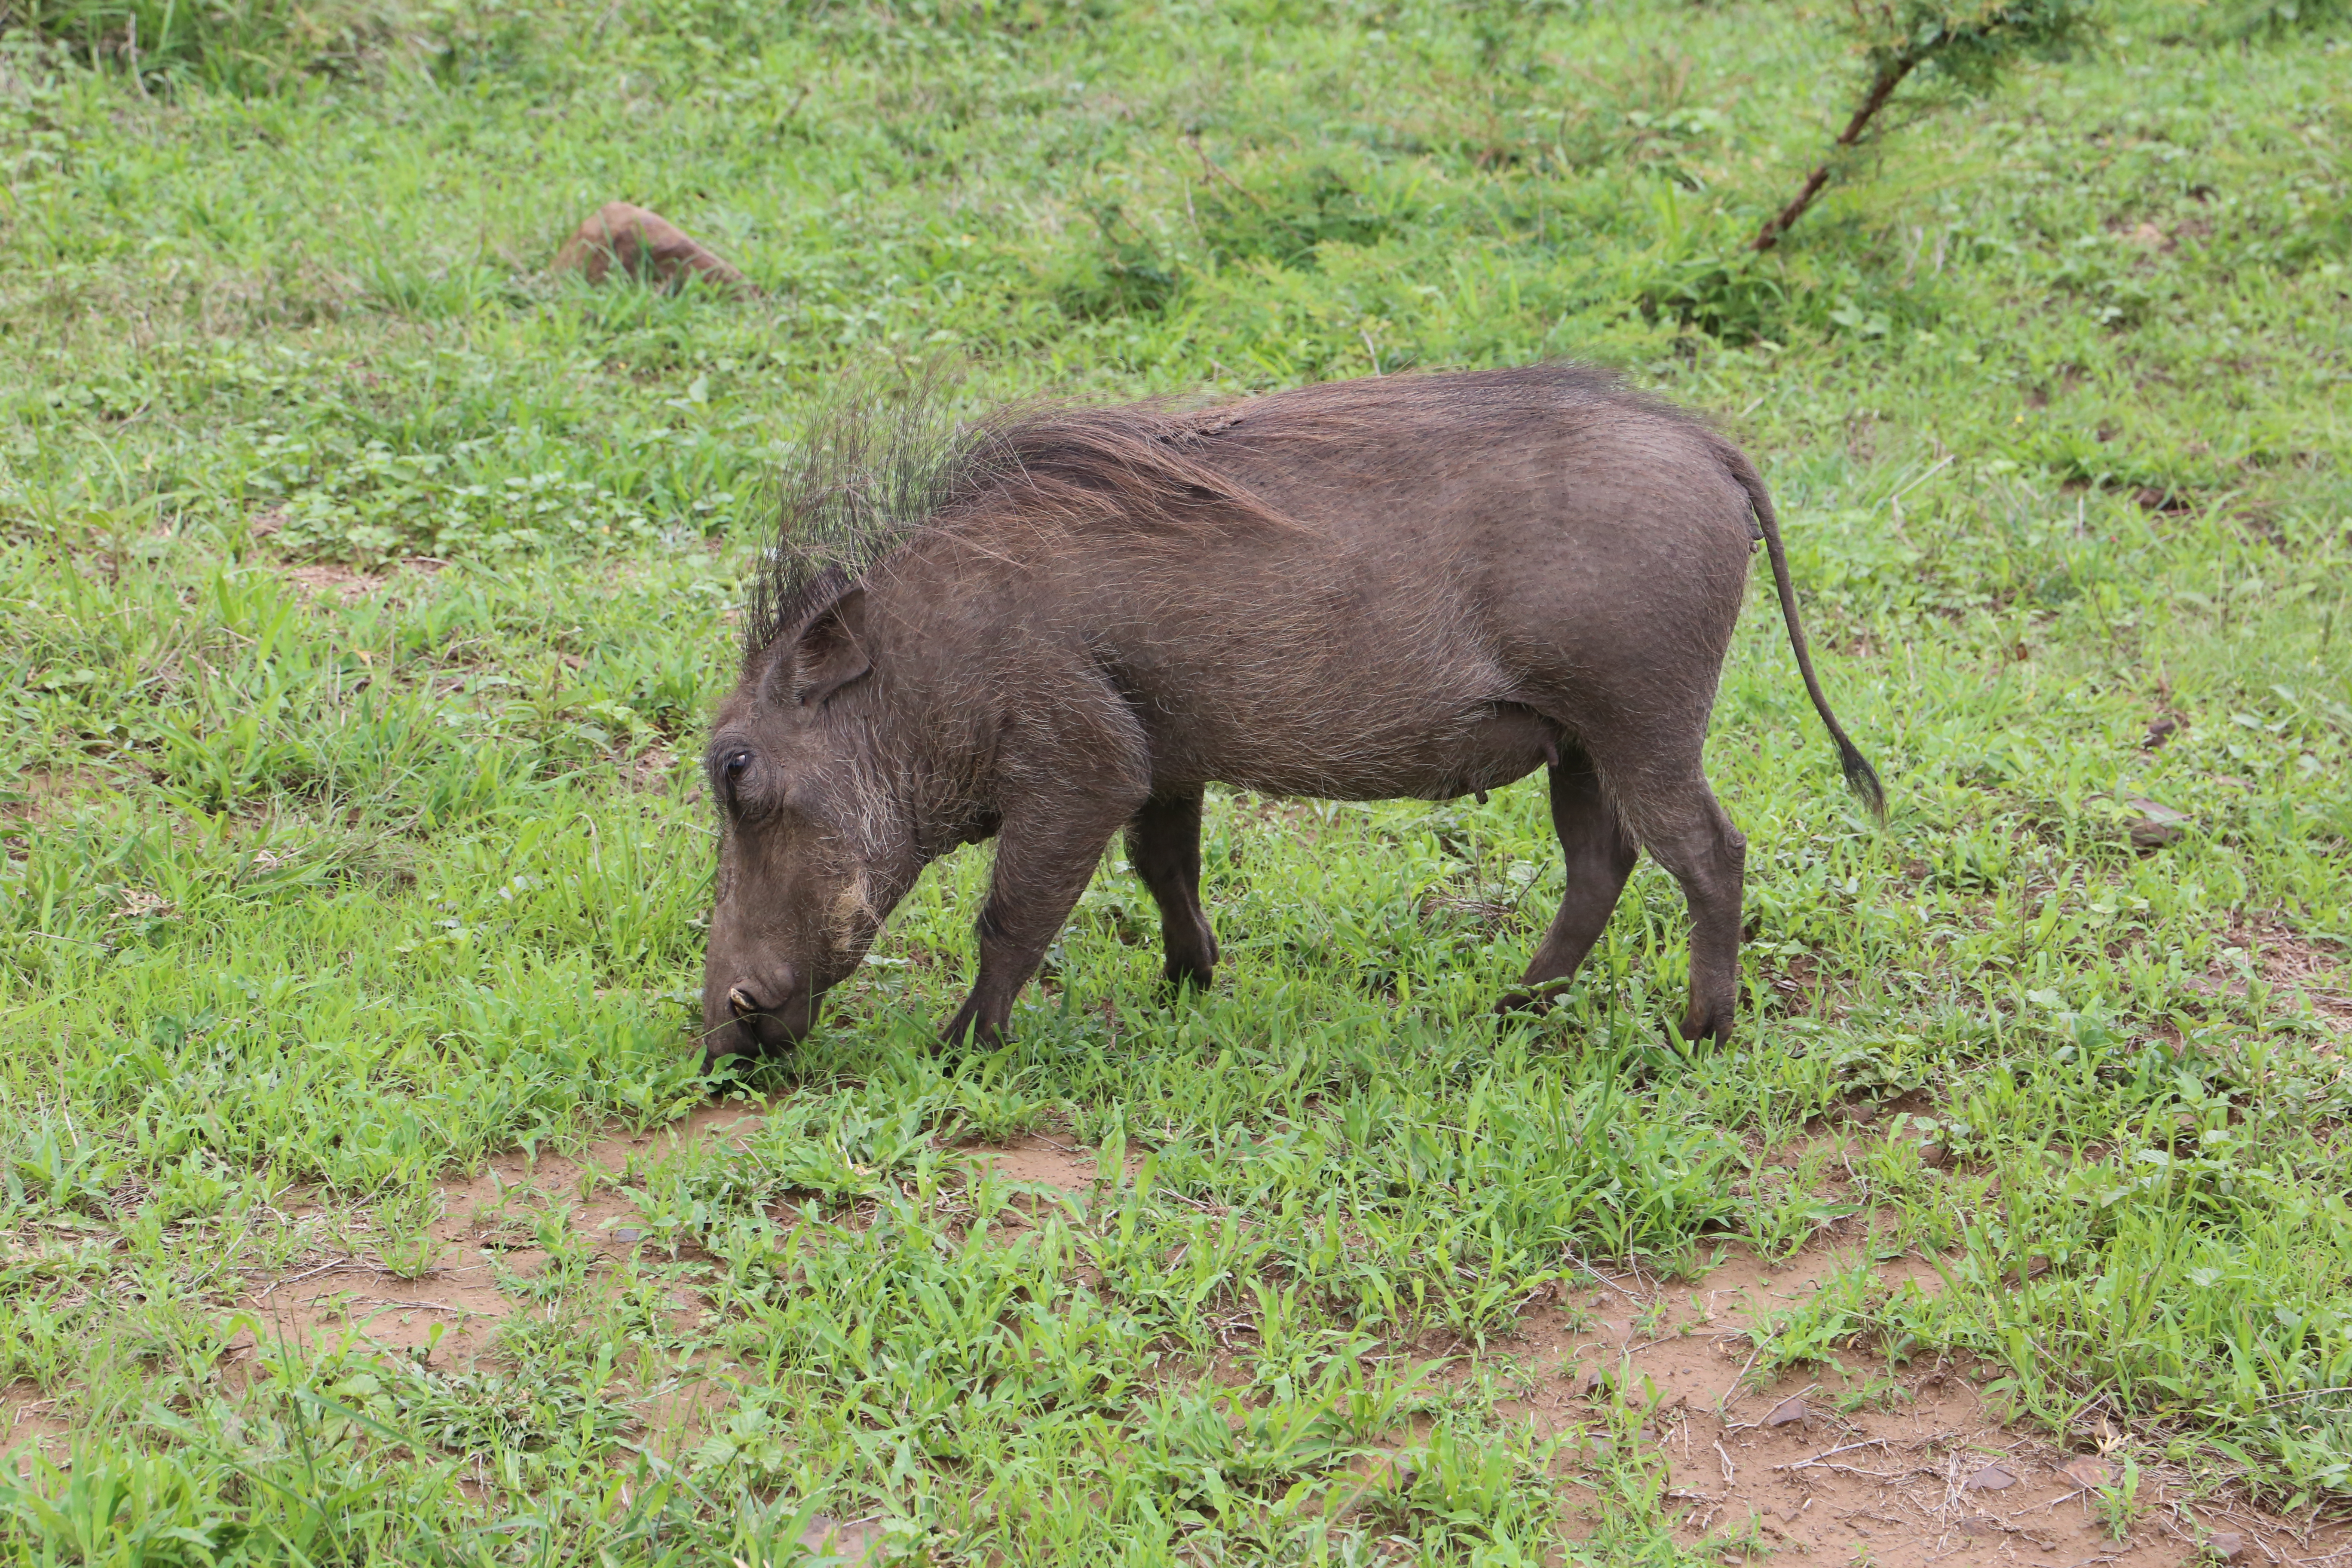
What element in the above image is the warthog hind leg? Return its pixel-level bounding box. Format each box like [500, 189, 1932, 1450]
[1497, 750, 1638, 1017]
[1126, 791, 1219, 990]
[1636, 772, 1747, 1046]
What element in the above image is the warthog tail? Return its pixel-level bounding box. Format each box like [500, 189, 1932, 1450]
[1725, 449, 1887, 820]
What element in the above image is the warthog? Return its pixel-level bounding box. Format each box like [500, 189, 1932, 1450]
[701, 365, 1881, 1064]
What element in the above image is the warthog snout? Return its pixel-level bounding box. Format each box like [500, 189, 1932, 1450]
[704, 965, 813, 1063]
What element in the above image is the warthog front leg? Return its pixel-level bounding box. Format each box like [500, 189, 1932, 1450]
[1126, 791, 1219, 990]
[944, 784, 1148, 1047]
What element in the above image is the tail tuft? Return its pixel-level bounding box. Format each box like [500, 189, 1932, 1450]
[1838, 738, 1887, 821]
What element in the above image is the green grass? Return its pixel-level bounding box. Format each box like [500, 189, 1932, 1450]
[2, 0, 2350, 1558]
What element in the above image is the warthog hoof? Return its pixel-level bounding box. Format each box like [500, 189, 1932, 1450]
[1492, 986, 1567, 1019]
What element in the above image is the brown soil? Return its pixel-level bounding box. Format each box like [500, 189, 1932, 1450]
[631, 745, 680, 793]
[278, 557, 447, 605]
[796, 1514, 884, 1564]
[282, 563, 386, 602]
[967, 1132, 1109, 1192]
[2194, 916, 2351, 1040]
[1494, 1242, 2347, 1566]
[550, 202, 753, 294]
[230, 1102, 766, 1362]
[222, 1110, 1100, 1372]
[2115, 218, 2178, 253]
[1, 1384, 70, 1479]
[0, 768, 107, 827]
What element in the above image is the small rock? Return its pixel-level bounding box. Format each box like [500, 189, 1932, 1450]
[612, 1227, 644, 1243]
[1764, 1396, 1809, 1428]
[2208, 1531, 2245, 1562]
[1963, 1462, 2018, 1491]
[553, 201, 752, 294]
[2063, 1455, 2115, 1489]
[2125, 796, 2191, 850]
[1960, 1514, 2001, 1535]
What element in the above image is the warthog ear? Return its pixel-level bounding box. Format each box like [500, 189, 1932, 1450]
[789, 586, 870, 707]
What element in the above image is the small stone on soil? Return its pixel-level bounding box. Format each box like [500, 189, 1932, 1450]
[2062, 1455, 2115, 1489]
[1963, 1461, 2018, 1490]
[2125, 795, 2191, 849]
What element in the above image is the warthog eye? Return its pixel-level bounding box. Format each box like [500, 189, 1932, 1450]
[712, 746, 756, 805]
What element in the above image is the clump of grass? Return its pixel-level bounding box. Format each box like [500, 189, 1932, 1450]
[3, 0, 409, 92]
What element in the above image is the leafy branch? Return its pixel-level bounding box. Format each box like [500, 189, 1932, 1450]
[1753, 0, 2091, 251]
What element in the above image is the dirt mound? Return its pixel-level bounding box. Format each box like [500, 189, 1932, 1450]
[551, 202, 752, 294]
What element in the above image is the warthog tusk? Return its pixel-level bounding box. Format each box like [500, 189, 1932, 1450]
[727, 986, 757, 1017]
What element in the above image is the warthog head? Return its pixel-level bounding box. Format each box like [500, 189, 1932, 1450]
[699, 582, 921, 1064]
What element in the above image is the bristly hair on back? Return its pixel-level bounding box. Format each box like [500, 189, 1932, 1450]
[741, 380, 981, 664]
[742, 374, 1295, 665]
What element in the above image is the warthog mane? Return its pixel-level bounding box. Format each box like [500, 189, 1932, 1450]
[743, 383, 1298, 668]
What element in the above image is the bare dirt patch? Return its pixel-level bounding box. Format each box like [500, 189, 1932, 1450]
[1763, 947, 1854, 1023]
[282, 563, 386, 602]
[631, 745, 680, 793]
[2193, 915, 2352, 1040]
[226, 1103, 1111, 1377]
[2113, 217, 2179, 254]
[796, 1514, 885, 1565]
[233, 1102, 768, 1361]
[1498, 1244, 2349, 1566]
[967, 1132, 1106, 1193]
[1, 1384, 70, 1479]
[277, 556, 448, 605]
[0, 767, 109, 827]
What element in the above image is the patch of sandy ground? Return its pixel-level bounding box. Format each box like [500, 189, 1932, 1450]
[1484, 1242, 2347, 1566]
[234, 1100, 770, 1365]
[2202, 916, 2352, 1040]
[8, 1113, 2349, 1565]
